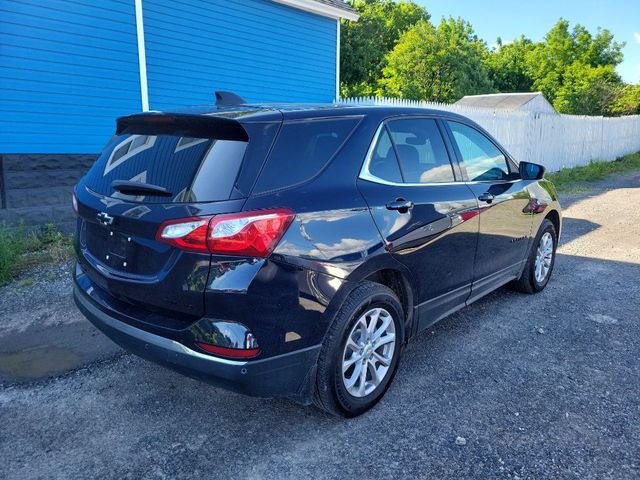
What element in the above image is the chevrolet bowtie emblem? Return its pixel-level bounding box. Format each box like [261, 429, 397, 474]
[96, 212, 114, 226]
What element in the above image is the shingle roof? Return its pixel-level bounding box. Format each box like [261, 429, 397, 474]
[311, 0, 357, 15]
[455, 92, 546, 110]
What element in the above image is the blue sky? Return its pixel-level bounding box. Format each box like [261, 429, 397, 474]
[415, 0, 640, 84]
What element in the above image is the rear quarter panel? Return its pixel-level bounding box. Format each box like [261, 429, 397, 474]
[208, 114, 405, 357]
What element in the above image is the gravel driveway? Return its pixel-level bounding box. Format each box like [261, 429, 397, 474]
[1, 172, 639, 479]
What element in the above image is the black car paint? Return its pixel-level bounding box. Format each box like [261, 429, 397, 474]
[73, 104, 561, 403]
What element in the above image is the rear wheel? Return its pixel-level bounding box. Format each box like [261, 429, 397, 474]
[313, 282, 403, 417]
[512, 219, 557, 293]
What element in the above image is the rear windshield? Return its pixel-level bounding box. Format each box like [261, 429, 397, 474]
[253, 117, 360, 194]
[84, 134, 247, 203]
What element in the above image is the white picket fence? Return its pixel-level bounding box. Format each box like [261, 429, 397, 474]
[339, 96, 640, 172]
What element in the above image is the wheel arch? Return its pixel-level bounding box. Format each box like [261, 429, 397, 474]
[544, 208, 561, 239]
[361, 269, 414, 340]
[341, 256, 416, 343]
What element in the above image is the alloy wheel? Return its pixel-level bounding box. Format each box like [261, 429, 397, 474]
[341, 307, 396, 398]
[534, 231, 554, 283]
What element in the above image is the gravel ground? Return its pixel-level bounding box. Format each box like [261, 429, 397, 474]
[1, 172, 639, 479]
[0, 262, 121, 383]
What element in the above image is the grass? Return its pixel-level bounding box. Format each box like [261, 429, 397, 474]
[0, 223, 74, 286]
[547, 151, 640, 193]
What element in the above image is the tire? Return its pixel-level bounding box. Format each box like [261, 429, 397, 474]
[313, 281, 404, 417]
[512, 218, 557, 294]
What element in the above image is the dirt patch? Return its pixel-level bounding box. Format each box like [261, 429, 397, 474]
[0, 262, 121, 384]
[0, 346, 81, 380]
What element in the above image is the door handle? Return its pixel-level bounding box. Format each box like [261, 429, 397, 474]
[386, 198, 414, 213]
[478, 192, 494, 203]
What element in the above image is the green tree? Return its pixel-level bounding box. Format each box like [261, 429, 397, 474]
[552, 62, 621, 115]
[572, 24, 624, 67]
[525, 19, 625, 106]
[608, 84, 640, 116]
[341, 10, 633, 116]
[379, 17, 493, 102]
[485, 36, 534, 92]
[340, 0, 429, 97]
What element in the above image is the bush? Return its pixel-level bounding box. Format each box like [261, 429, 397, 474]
[0, 224, 26, 285]
[0, 223, 74, 286]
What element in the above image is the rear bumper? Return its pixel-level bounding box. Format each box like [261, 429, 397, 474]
[73, 285, 320, 401]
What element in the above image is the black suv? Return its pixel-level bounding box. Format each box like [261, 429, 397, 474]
[73, 93, 561, 417]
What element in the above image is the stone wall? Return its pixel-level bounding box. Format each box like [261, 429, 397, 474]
[0, 154, 97, 232]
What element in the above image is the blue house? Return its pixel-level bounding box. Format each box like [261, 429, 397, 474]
[0, 0, 358, 227]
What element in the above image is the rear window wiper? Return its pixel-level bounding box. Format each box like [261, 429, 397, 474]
[111, 180, 173, 197]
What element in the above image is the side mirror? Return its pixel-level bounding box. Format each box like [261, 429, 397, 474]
[519, 161, 545, 180]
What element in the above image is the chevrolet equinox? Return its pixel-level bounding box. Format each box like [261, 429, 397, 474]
[73, 92, 561, 417]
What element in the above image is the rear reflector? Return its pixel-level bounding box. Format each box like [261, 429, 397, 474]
[195, 342, 261, 359]
[156, 209, 295, 257]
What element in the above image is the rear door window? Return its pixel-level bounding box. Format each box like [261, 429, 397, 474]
[386, 119, 455, 183]
[364, 119, 455, 184]
[368, 128, 403, 183]
[84, 134, 247, 203]
[253, 117, 360, 193]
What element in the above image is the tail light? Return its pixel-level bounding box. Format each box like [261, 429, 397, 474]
[156, 217, 210, 253]
[208, 209, 295, 257]
[156, 209, 295, 257]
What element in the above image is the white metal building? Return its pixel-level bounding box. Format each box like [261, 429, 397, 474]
[455, 92, 557, 115]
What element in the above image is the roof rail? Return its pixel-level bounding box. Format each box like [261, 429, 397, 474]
[215, 91, 247, 107]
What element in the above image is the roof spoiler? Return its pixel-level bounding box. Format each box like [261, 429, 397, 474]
[215, 91, 247, 107]
[116, 112, 249, 141]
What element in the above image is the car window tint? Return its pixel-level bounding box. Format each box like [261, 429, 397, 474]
[448, 121, 510, 181]
[368, 128, 403, 183]
[386, 119, 454, 183]
[254, 118, 359, 193]
[84, 134, 247, 203]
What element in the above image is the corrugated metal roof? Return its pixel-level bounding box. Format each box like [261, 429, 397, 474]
[455, 92, 550, 111]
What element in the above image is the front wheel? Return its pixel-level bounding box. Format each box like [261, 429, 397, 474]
[512, 218, 557, 293]
[313, 282, 403, 417]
